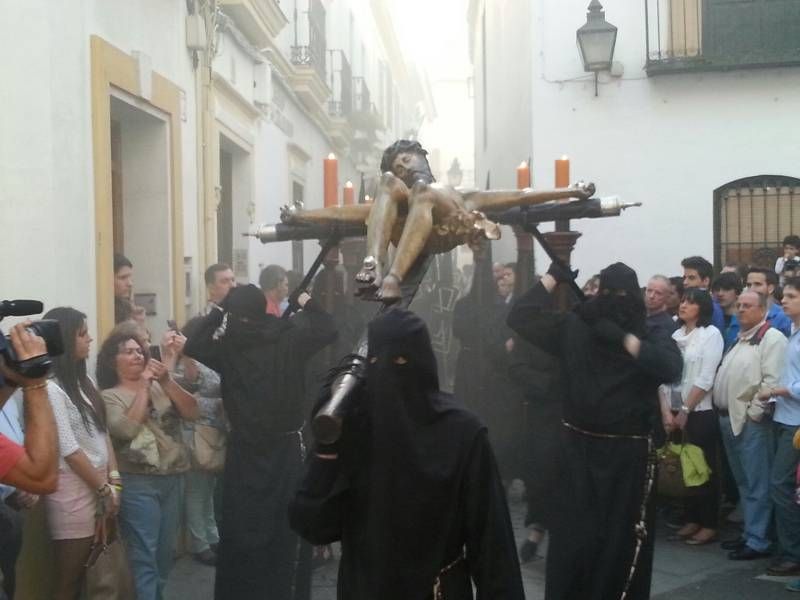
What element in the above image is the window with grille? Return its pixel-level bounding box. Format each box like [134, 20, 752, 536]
[714, 176, 800, 270]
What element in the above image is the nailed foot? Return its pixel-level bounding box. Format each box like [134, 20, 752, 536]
[377, 274, 402, 303]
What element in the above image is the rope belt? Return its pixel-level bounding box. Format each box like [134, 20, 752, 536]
[562, 420, 649, 441]
[561, 420, 655, 600]
[432, 554, 465, 600]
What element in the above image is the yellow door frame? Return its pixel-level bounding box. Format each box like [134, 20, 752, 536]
[90, 36, 185, 339]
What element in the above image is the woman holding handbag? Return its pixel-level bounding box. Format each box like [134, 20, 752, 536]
[41, 307, 123, 600]
[97, 324, 198, 600]
[661, 289, 724, 546]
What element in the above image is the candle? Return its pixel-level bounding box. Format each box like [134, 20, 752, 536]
[324, 153, 338, 208]
[555, 155, 570, 188]
[516, 161, 531, 189]
[343, 180, 354, 205]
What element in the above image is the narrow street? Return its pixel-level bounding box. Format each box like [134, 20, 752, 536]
[165, 483, 794, 599]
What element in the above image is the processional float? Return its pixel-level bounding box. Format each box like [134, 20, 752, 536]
[245, 142, 640, 444]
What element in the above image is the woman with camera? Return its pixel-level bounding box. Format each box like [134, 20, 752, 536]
[40, 307, 121, 600]
[97, 324, 198, 600]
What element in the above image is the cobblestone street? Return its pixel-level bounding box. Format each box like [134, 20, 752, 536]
[165, 483, 797, 599]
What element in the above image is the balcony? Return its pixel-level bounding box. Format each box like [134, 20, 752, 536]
[327, 50, 353, 118]
[325, 50, 354, 149]
[645, 0, 800, 75]
[350, 77, 384, 132]
[219, 0, 288, 47]
[291, 0, 326, 81]
[288, 0, 329, 113]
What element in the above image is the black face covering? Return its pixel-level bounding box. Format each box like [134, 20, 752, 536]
[576, 262, 646, 336]
[222, 284, 290, 347]
[366, 308, 441, 424]
[350, 309, 482, 594]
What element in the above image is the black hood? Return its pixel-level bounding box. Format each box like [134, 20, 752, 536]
[576, 262, 646, 337]
[222, 284, 291, 347]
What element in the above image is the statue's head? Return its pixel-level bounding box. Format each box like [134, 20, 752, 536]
[380, 139, 435, 187]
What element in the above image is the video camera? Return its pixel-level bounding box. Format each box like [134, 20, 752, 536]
[0, 300, 64, 383]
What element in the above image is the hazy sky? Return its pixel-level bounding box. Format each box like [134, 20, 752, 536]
[388, 0, 472, 80]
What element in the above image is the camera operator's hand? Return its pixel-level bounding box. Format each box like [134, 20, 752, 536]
[6, 322, 49, 385]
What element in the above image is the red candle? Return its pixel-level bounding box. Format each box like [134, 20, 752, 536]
[324, 153, 338, 208]
[555, 155, 570, 188]
[516, 161, 531, 189]
[343, 180, 354, 205]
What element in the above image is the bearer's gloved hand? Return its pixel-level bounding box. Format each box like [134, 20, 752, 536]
[546, 262, 578, 285]
[592, 318, 628, 347]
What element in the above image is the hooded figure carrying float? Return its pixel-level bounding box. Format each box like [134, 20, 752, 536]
[507, 262, 682, 600]
[289, 309, 525, 599]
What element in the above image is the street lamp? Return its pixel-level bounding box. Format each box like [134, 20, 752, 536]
[576, 0, 617, 96]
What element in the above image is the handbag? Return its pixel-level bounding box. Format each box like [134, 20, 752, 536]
[193, 423, 226, 472]
[84, 519, 135, 600]
[657, 431, 711, 497]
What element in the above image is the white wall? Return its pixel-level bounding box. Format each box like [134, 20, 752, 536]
[1, 1, 95, 322]
[529, 0, 800, 282]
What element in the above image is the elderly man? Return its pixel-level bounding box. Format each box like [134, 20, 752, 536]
[645, 275, 678, 337]
[713, 290, 786, 560]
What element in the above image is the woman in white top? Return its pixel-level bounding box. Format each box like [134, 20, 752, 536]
[43, 307, 121, 600]
[661, 289, 724, 545]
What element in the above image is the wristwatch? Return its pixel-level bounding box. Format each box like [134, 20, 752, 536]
[679, 404, 691, 414]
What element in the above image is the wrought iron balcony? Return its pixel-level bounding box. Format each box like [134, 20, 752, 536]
[645, 0, 800, 75]
[327, 50, 353, 118]
[349, 77, 382, 130]
[291, 0, 326, 81]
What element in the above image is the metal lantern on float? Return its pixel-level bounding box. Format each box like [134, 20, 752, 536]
[576, 0, 617, 96]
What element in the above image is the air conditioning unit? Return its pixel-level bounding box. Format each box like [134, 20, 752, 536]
[253, 63, 273, 105]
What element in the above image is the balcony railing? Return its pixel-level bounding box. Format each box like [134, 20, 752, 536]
[645, 0, 800, 75]
[291, 0, 326, 81]
[327, 50, 353, 118]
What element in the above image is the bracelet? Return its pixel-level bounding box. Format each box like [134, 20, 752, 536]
[679, 404, 691, 414]
[109, 470, 121, 480]
[22, 382, 48, 391]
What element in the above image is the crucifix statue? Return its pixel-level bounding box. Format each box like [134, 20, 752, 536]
[281, 140, 595, 302]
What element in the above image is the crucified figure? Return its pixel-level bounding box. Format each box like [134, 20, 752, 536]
[281, 140, 595, 302]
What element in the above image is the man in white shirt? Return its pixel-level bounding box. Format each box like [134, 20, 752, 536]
[713, 290, 786, 560]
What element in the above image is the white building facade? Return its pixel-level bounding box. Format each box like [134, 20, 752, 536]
[1, 0, 429, 341]
[469, 0, 800, 280]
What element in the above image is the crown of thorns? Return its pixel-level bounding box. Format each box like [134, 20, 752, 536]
[380, 140, 428, 173]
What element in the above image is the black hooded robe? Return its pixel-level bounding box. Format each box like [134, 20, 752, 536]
[184, 287, 337, 600]
[289, 309, 525, 600]
[507, 277, 682, 600]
